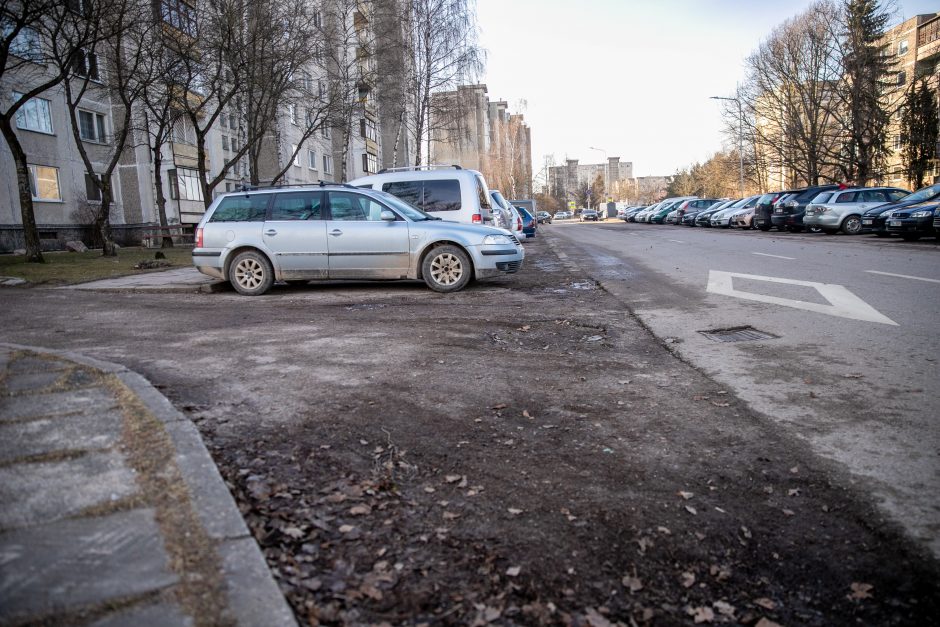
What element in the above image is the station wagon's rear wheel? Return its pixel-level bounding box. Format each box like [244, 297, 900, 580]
[422, 245, 472, 293]
[230, 251, 274, 296]
[841, 215, 862, 235]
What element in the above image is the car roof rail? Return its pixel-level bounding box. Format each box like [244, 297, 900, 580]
[376, 164, 463, 174]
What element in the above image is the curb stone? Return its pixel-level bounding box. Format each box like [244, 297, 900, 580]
[0, 343, 297, 627]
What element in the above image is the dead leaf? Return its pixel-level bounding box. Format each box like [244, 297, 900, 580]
[849, 582, 873, 600]
[424, 486, 436, 493]
[680, 571, 696, 588]
[787, 488, 801, 497]
[523, 409, 534, 419]
[637, 537, 653, 554]
[445, 474, 462, 484]
[282, 526, 304, 539]
[584, 607, 613, 627]
[685, 505, 698, 515]
[360, 584, 383, 601]
[518, 325, 531, 332]
[657, 526, 671, 535]
[483, 606, 501, 622]
[782, 508, 795, 517]
[491, 404, 507, 410]
[693, 395, 709, 401]
[755, 619, 783, 627]
[506, 566, 521, 577]
[711, 400, 730, 407]
[753, 598, 776, 610]
[740, 526, 752, 539]
[622, 575, 643, 592]
[679, 491, 694, 500]
[443, 511, 460, 520]
[843, 373, 864, 379]
[507, 508, 524, 516]
[790, 466, 799, 474]
[349, 505, 371, 516]
[690, 606, 714, 623]
[338, 524, 355, 533]
[713, 601, 735, 617]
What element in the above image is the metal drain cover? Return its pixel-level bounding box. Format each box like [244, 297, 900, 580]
[699, 326, 778, 343]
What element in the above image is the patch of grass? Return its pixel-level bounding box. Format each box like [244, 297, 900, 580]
[0, 246, 193, 285]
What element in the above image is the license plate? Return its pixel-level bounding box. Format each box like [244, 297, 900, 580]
[862, 219, 873, 225]
[774, 208, 783, 214]
[888, 220, 901, 227]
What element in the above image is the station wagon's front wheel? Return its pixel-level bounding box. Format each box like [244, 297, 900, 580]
[422, 245, 472, 293]
[230, 251, 274, 295]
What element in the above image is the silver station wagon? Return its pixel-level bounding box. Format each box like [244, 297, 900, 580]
[192, 184, 525, 295]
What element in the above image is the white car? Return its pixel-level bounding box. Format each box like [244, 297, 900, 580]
[804, 187, 909, 234]
[710, 195, 761, 227]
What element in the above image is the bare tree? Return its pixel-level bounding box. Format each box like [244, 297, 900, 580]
[0, 0, 99, 262]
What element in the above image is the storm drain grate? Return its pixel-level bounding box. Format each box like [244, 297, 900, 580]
[698, 326, 778, 343]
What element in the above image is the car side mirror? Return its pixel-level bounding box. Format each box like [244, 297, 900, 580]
[380, 210, 397, 221]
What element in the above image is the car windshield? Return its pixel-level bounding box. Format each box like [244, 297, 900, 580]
[903, 182, 940, 204]
[370, 189, 439, 221]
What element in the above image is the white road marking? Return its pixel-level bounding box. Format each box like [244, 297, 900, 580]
[865, 270, 940, 285]
[752, 252, 796, 260]
[706, 270, 898, 326]
[667, 239, 685, 244]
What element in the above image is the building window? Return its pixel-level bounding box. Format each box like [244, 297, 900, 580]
[894, 135, 903, 151]
[222, 135, 229, 151]
[13, 92, 53, 134]
[360, 118, 377, 142]
[172, 117, 196, 145]
[67, 0, 92, 17]
[362, 152, 377, 174]
[72, 49, 99, 80]
[898, 39, 909, 56]
[5, 25, 41, 60]
[161, 0, 197, 38]
[85, 173, 105, 202]
[321, 125, 331, 140]
[322, 154, 333, 174]
[308, 149, 317, 169]
[169, 167, 204, 202]
[312, 11, 322, 28]
[78, 109, 106, 143]
[291, 144, 300, 167]
[27, 165, 61, 201]
[897, 70, 906, 86]
[288, 103, 297, 125]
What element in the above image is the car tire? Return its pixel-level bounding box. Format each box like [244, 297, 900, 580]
[758, 225, 771, 231]
[901, 233, 921, 241]
[821, 228, 838, 235]
[230, 250, 274, 296]
[422, 245, 472, 293]
[840, 215, 862, 235]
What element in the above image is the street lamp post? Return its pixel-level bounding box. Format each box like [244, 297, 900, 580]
[709, 94, 745, 197]
[588, 146, 608, 212]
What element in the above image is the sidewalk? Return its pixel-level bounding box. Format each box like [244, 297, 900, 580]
[61, 267, 225, 293]
[0, 344, 296, 626]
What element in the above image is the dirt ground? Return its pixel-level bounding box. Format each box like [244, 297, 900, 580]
[1, 234, 937, 625]
[175, 237, 938, 626]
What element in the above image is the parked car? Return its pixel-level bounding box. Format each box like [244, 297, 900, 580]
[769, 184, 840, 232]
[580, 209, 599, 222]
[693, 201, 734, 226]
[536, 211, 552, 224]
[625, 206, 648, 222]
[350, 165, 495, 226]
[517, 205, 537, 238]
[555, 210, 574, 220]
[192, 184, 524, 295]
[753, 190, 797, 231]
[651, 197, 696, 224]
[804, 187, 910, 234]
[731, 205, 756, 228]
[490, 190, 527, 240]
[675, 198, 721, 225]
[860, 182, 940, 236]
[710, 196, 760, 227]
[885, 200, 938, 240]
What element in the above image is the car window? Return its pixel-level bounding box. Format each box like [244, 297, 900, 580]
[887, 190, 909, 201]
[270, 191, 323, 220]
[475, 174, 491, 209]
[382, 181, 422, 207]
[209, 194, 269, 222]
[812, 192, 833, 204]
[327, 191, 388, 221]
[859, 190, 885, 202]
[836, 192, 858, 203]
[424, 180, 462, 212]
[903, 182, 940, 203]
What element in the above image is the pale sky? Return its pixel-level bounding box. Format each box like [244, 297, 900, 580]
[476, 0, 938, 180]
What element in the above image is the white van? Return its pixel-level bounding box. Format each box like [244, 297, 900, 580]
[349, 165, 495, 226]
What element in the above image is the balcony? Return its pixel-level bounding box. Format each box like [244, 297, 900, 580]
[917, 16, 940, 60]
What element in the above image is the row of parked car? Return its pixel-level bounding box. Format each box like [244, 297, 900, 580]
[618, 181, 940, 240]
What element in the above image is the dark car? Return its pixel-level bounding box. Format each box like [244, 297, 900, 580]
[769, 184, 840, 232]
[580, 209, 599, 222]
[675, 199, 720, 225]
[694, 205, 729, 226]
[536, 211, 552, 224]
[861, 182, 940, 237]
[625, 206, 647, 222]
[753, 190, 796, 231]
[885, 201, 937, 240]
[517, 206, 537, 238]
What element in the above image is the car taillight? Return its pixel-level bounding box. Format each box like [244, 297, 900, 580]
[517, 217, 523, 230]
[472, 214, 482, 224]
[195, 227, 203, 248]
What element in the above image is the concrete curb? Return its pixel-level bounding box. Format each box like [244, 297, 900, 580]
[0, 343, 297, 627]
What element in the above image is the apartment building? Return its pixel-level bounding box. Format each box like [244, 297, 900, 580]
[0, 0, 412, 253]
[547, 157, 634, 200]
[882, 12, 940, 189]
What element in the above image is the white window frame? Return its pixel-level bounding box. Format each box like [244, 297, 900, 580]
[72, 48, 100, 81]
[27, 165, 62, 201]
[321, 125, 331, 140]
[170, 167, 204, 202]
[322, 154, 333, 174]
[898, 39, 909, 56]
[288, 103, 297, 125]
[291, 144, 300, 167]
[14, 92, 53, 134]
[85, 172, 105, 202]
[308, 149, 317, 170]
[77, 109, 106, 143]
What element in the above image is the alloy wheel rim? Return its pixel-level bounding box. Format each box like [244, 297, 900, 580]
[430, 253, 462, 285]
[235, 259, 263, 289]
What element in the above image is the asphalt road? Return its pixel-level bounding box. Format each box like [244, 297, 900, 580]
[549, 220, 940, 556]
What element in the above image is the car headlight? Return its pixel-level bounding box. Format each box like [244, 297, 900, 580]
[910, 210, 934, 218]
[879, 209, 895, 217]
[482, 234, 513, 245]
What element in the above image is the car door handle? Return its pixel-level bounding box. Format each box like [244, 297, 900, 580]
[265, 229, 277, 236]
[330, 229, 343, 236]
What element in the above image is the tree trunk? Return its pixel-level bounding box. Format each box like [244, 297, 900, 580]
[0, 117, 44, 262]
[96, 180, 117, 257]
[152, 140, 173, 248]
